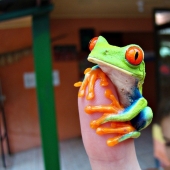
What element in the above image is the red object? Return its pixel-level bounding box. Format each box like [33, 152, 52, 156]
[125, 46, 144, 65]
[89, 37, 98, 51]
[160, 65, 170, 75]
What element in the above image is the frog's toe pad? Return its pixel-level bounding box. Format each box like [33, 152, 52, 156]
[90, 120, 100, 129]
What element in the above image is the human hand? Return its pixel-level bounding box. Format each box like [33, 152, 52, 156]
[78, 79, 141, 170]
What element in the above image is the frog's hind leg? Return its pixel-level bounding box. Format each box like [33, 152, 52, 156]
[96, 122, 140, 146]
[130, 106, 153, 131]
[96, 122, 135, 135]
[107, 131, 141, 147]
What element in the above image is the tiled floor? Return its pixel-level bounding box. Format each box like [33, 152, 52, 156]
[135, 127, 155, 170]
[0, 127, 155, 170]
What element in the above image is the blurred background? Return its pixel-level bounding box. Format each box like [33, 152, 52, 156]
[0, 0, 170, 170]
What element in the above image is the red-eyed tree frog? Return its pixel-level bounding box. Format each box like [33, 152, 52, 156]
[74, 36, 153, 146]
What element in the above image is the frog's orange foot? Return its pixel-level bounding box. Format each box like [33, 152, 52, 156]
[106, 131, 141, 147]
[90, 120, 100, 129]
[105, 89, 123, 109]
[85, 105, 118, 114]
[74, 68, 91, 88]
[110, 122, 132, 128]
[96, 125, 135, 135]
[84, 68, 92, 74]
[107, 135, 123, 147]
[86, 92, 95, 100]
[100, 80, 109, 86]
[90, 113, 111, 129]
[74, 81, 82, 87]
[75, 67, 109, 100]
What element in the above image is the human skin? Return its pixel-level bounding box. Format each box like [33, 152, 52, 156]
[78, 79, 141, 170]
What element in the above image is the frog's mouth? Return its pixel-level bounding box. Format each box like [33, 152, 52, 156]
[88, 57, 133, 76]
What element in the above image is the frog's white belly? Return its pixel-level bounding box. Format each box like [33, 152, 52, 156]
[89, 58, 138, 107]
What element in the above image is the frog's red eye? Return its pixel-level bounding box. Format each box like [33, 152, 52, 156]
[89, 37, 98, 51]
[125, 46, 144, 65]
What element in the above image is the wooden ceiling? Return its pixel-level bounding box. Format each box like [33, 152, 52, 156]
[51, 0, 170, 18]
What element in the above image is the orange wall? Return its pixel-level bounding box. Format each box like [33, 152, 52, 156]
[0, 55, 41, 152]
[0, 18, 153, 53]
[0, 17, 156, 153]
[0, 27, 32, 54]
[0, 55, 80, 153]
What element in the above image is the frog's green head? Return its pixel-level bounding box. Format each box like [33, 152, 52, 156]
[88, 36, 146, 93]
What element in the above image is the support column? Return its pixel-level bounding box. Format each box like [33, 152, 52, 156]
[32, 13, 60, 170]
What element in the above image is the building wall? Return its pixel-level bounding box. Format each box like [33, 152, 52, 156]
[50, 18, 153, 50]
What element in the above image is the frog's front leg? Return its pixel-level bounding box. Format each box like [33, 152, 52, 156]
[74, 66, 109, 100]
[90, 96, 148, 128]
